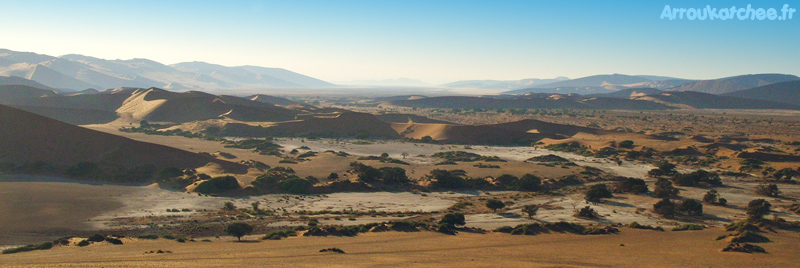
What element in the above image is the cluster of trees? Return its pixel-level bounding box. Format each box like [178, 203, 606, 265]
[652, 198, 703, 218]
[252, 167, 315, 194]
[349, 162, 410, 186]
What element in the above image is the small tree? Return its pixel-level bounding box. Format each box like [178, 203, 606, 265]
[677, 199, 703, 216]
[486, 199, 506, 212]
[746, 199, 771, 221]
[614, 177, 648, 193]
[653, 198, 675, 218]
[439, 213, 466, 228]
[649, 161, 677, 176]
[251, 201, 260, 212]
[585, 184, 613, 204]
[652, 178, 678, 198]
[225, 222, 254, 241]
[327, 172, 339, 180]
[702, 190, 719, 204]
[522, 204, 540, 219]
[401, 152, 409, 159]
[773, 168, 799, 182]
[755, 183, 779, 197]
[575, 206, 598, 219]
[223, 201, 236, 211]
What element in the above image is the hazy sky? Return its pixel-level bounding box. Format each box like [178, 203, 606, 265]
[2, 0, 798, 84]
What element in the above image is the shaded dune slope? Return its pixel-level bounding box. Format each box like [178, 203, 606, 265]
[0, 104, 246, 172]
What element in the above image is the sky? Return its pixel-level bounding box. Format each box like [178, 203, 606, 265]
[1, 0, 798, 84]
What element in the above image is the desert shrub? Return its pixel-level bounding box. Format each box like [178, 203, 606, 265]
[627, 222, 664, 231]
[262, 230, 297, 240]
[672, 170, 722, 187]
[494, 226, 514, 233]
[137, 234, 159, 239]
[652, 178, 678, 198]
[722, 243, 766, 253]
[226, 222, 254, 241]
[545, 142, 592, 156]
[486, 199, 506, 212]
[194, 176, 241, 194]
[575, 206, 599, 219]
[224, 139, 282, 155]
[583, 226, 619, 235]
[77, 240, 90, 247]
[522, 204, 540, 219]
[619, 140, 634, 149]
[672, 224, 703, 231]
[449, 201, 472, 211]
[648, 161, 677, 176]
[729, 231, 770, 243]
[379, 167, 410, 185]
[105, 237, 123, 245]
[87, 234, 106, 242]
[746, 199, 772, 220]
[613, 177, 648, 194]
[739, 158, 765, 172]
[297, 151, 317, 158]
[516, 174, 542, 191]
[773, 168, 799, 181]
[585, 184, 613, 203]
[677, 199, 703, 216]
[724, 221, 761, 233]
[279, 178, 313, 194]
[319, 247, 345, 253]
[429, 169, 468, 189]
[755, 184, 779, 197]
[653, 198, 675, 218]
[703, 190, 719, 204]
[439, 213, 466, 228]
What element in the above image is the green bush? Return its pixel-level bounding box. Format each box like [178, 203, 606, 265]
[672, 224, 703, 231]
[137, 234, 159, 239]
[194, 176, 241, 194]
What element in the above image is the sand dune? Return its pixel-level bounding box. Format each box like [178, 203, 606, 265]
[0, 104, 246, 172]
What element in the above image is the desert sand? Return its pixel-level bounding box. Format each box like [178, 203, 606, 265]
[1, 229, 799, 267]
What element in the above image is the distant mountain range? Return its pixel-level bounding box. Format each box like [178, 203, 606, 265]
[664, 74, 799, 94]
[384, 88, 800, 111]
[0, 49, 334, 91]
[442, 77, 570, 89]
[503, 73, 799, 95]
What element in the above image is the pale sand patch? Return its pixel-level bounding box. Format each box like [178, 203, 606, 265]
[275, 138, 655, 177]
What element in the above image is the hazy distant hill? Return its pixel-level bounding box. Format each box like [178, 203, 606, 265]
[665, 74, 800, 94]
[171, 62, 334, 88]
[722, 80, 800, 105]
[386, 95, 673, 110]
[0, 49, 335, 91]
[0, 75, 53, 89]
[536, 74, 653, 88]
[443, 77, 569, 89]
[504, 74, 669, 94]
[587, 88, 664, 99]
[634, 91, 800, 110]
[0, 85, 58, 104]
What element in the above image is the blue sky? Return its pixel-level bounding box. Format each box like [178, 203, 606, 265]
[1, 0, 798, 83]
